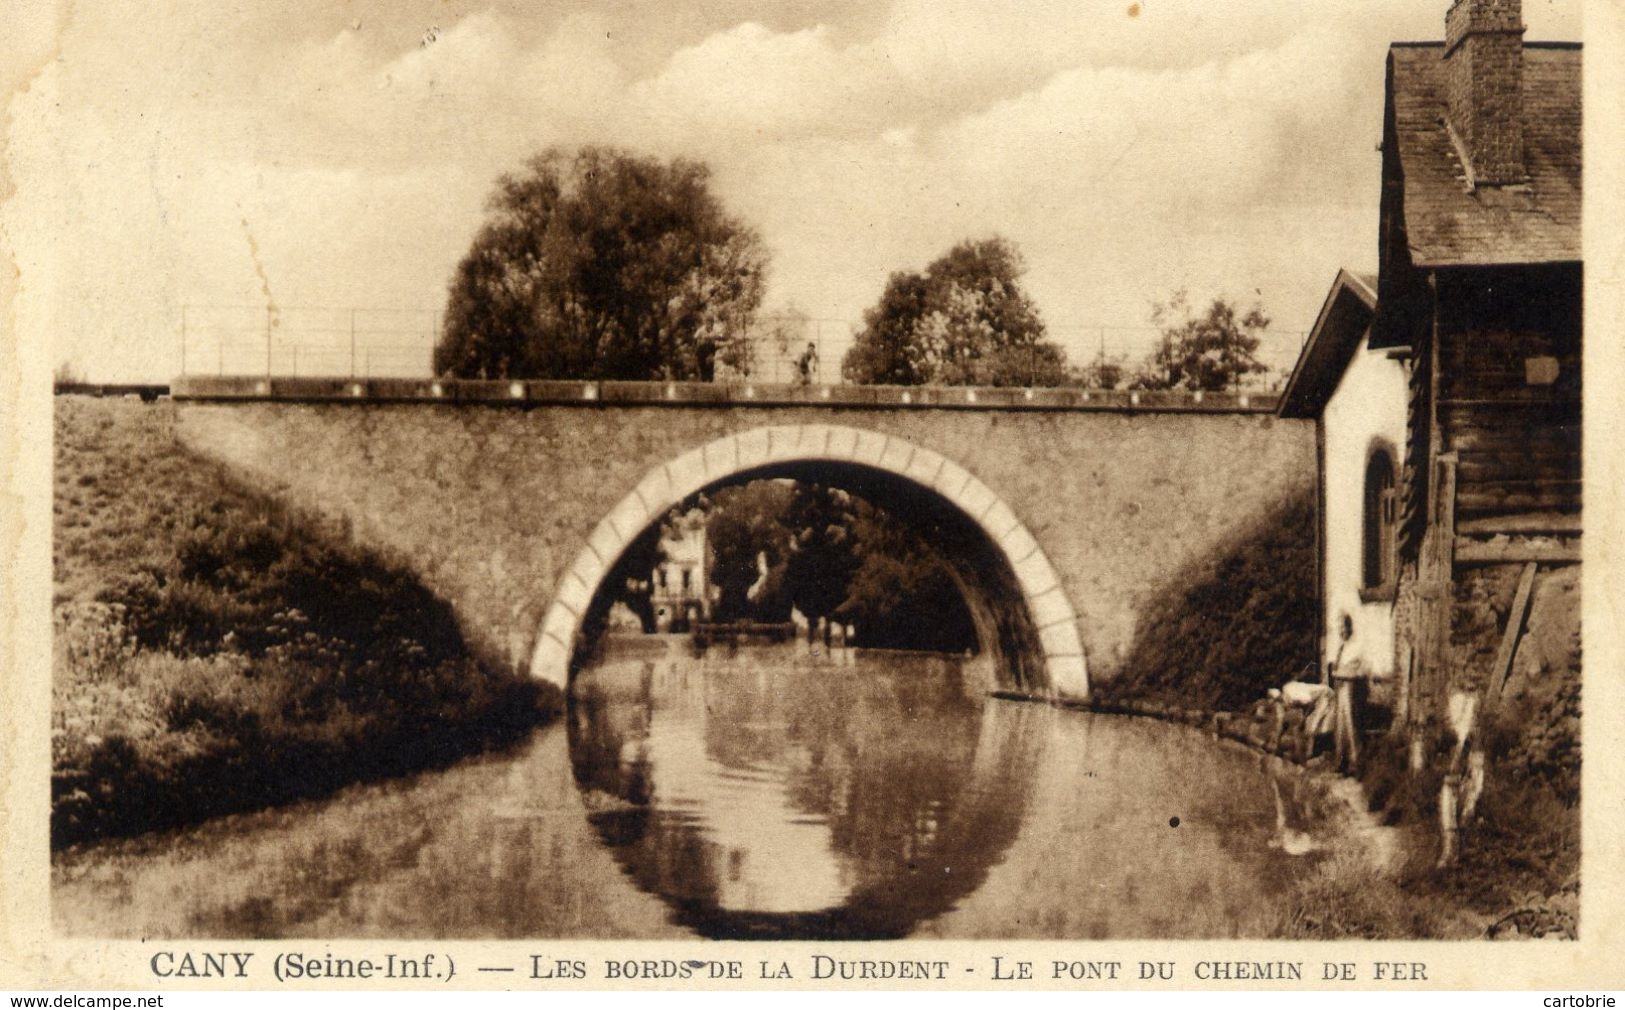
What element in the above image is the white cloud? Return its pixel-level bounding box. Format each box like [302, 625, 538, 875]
[633, 23, 890, 140]
[8, 0, 1582, 380]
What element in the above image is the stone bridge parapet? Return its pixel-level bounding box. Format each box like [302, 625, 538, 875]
[171, 376, 1278, 413]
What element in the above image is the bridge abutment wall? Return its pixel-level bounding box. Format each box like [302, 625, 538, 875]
[172, 380, 1315, 693]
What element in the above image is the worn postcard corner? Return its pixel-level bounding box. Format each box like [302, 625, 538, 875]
[4, 0, 1625, 994]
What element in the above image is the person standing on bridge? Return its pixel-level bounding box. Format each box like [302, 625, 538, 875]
[796, 341, 819, 385]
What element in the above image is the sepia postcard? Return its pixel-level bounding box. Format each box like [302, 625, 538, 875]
[3, 0, 1623, 994]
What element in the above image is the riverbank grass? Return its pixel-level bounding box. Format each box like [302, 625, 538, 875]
[52, 396, 556, 848]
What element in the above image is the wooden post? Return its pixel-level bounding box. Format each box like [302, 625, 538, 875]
[1415, 538, 1444, 718]
[1415, 454, 1458, 721]
[1438, 776, 1459, 867]
[1485, 561, 1538, 710]
[1314, 415, 1327, 685]
[1435, 453, 1457, 548]
[1396, 642, 1413, 728]
[1436, 454, 1457, 712]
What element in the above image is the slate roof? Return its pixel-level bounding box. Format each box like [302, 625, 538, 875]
[1387, 41, 1581, 267]
[1277, 270, 1379, 419]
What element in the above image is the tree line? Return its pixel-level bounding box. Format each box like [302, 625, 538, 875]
[435, 146, 1273, 393]
[665, 479, 978, 653]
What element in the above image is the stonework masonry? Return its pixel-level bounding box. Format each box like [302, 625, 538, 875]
[1444, 0, 1527, 185]
[173, 384, 1314, 698]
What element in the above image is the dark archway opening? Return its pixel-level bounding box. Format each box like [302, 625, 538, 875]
[568, 460, 1047, 692]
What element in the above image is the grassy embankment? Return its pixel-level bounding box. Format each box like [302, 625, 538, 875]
[52, 397, 556, 849]
[1097, 489, 1580, 938]
[1097, 491, 1319, 714]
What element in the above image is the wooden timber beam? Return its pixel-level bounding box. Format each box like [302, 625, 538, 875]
[1484, 562, 1538, 709]
[1455, 540, 1580, 564]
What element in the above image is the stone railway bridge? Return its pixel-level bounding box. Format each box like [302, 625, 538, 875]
[171, 377, 1315, 701]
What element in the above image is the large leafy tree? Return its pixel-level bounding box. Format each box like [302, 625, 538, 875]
[842, 237, 1069, 387]
[1131, 291, 1270, 392]
[433, 146, 768, 381]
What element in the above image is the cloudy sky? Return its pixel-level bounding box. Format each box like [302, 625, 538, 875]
[5, 0, 1582, 381]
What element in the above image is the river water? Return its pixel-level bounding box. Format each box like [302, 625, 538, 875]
[53, 642, 1346, 939]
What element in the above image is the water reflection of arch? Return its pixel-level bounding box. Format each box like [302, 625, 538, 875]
[567, 655, 1052, 940]
[531, 425, 1088, 699]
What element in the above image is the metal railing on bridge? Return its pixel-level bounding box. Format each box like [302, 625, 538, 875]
[173, 304, 1308, 394]
[179, 304, 441, 380]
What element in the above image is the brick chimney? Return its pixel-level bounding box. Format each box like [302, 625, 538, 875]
[1444, 0, 1527, 186]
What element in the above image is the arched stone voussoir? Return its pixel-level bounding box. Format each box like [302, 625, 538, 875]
[664, 447, 711, 501]
[1046, 655, 1090, 701]
[952, 476, 998, 525]
[982, 499, 1022, 541]
[878, 436, 915, 474]
[732, 427, 773, 471]
[850, 429, 890, 468]
[567, 546, 609, 599]
[813, 425, 850, 460]
[586, 517, 628, 569]
[1000, 523, 1040, 568]
[1027, 583, 1075, 632]
[604, 488, 658, 543]
[553, 570, 594, 619]
[904, 445, 948, 487]
[931, 458, 975, 501]
[529, 634, 571, 690]
[761, 425, 809, 464]
[537, 604, 576, 658]
[1039, 620, 1083, 663]
[633, 465, 677, 518]
[1011, 545, 1061, 599]
[702, 434, 740, 479]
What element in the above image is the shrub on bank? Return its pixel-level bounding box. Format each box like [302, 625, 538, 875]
[1100, 488, 1317, 711]
[52, 398, 556, 849]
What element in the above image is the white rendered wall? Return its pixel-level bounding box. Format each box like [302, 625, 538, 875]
[1321, 328, 1409, 678]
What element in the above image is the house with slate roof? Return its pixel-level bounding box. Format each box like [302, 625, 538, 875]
[1280, 0, 1580, 746]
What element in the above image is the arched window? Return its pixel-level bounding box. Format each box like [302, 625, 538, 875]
[1362, 444, 1397, 598]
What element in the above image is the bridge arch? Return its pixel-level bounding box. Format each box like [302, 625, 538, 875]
[529, 424, 1088, 699]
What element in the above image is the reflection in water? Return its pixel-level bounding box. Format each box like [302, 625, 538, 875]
[51, 644, 1359, 940]
[568, 647, 1044, 938]
[1265, 758, 1320, 857]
